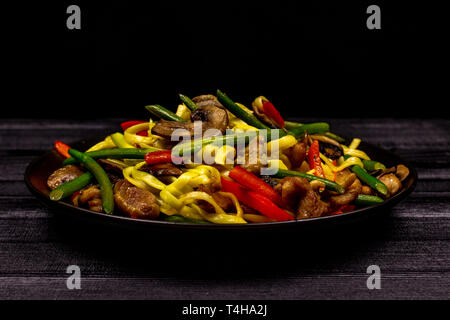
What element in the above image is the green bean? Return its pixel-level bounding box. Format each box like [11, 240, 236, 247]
[274, 169, 345, 194]
[163, 215, 211, 224]
[172, 129, 285, 157]
[216, 90, 270, 129]
[63, 148, 159, 165]
[110, 132, 134, 148]
[68, 149, 114, 214]
[284, 121, 303, 130]
[350, 165, 388, 196]
[178, 94, 199, 111]
[287, 122, 330, 138]
[323, 132, 346, 143]
[361, 159, 386, 171]
[145, 104, 186, 122]
[353, 194, 384, 206]
[49, 172, 93, 201]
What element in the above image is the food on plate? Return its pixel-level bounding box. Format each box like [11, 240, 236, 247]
[46, 91, 410, 224]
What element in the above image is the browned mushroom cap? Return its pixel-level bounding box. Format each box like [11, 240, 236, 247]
[138, 162, 182, 177]
[114, 179, 160, 219]
[151, 94, 229, 139]
[395, 164, 410, 182]
[47, 165, 84, 189]
[191, 104, 229, 135]
[192, 94, 224, 108]
[151, 119, 195, 140]
[378, 173, 402, 197]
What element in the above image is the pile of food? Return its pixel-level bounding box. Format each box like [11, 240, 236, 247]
[47, 91, 409, 224]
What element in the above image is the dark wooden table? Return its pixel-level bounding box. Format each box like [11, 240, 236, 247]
[1, 118, 449, 300]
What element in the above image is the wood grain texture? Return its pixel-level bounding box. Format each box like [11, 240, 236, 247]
[0, 118, 449, 300]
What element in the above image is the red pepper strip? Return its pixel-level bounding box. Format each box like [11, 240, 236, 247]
[327, 204, 356, 216]
[307, 140, 325, 178]
[221, 177, 294, 222]
[229, 166, 282, 206]
[120, 120, 147, 131]
[54, 141, 71, 158]
[136, 130, 148, 137]
[144, 150, 182, 165]
[262, 100, 285, 128]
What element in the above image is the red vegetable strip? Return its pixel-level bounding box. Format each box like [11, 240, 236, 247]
[307, 140, 325, 178]
[262, 100, 285, 128]
[54, 141, 71, 158]
[221, 177, 294, 222]
[229, 166, 282, 205]
[327, 204, 355, 216]
[144, 150, 182, 165]
[120, 120, 147, 131]
[136, 130, 148, 137]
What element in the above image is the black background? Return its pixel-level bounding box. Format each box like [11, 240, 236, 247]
[5, 1, 446, 119]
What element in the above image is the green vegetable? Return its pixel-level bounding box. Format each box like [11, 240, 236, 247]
[68, 148, 114, 214]
[216, 90, 270, 129]
[284, 121, 303, 130]
[145, 104, 186, 122]
[163, 215, 211, 224]
[274, 169, 345, 194]
[110, 132, 134, 148]
[342, 155, 388, 195]
[287, 122, 330, 138]
[353, 194, 384, 206]
[323, 132, 346, 143]
[49, 172, 93, 201]
[63, 148, 159, 165]
[178, 94, 199, 111]
[361, 159, 386, 171]
[349, 165, 388, 196]
[172, 129, 285, 157]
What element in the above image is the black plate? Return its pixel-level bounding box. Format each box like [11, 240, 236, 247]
[24, 134, 417, 232]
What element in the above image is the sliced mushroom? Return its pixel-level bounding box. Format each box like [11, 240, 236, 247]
[47, 165, 84, 190]
[78, 185, 103, 212]
[138, 162, 182, 177]
[151, 119, 195, 140]
[310, 135, 343, 160]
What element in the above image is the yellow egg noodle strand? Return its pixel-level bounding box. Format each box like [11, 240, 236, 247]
[348, 138, 361, 150]
[124, 121, 165, 149]
[217, 191, 243, 218]
[319, 153, 364, 172]
[87, 136, 116, 152]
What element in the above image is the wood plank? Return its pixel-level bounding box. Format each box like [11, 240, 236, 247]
[0, 272, 448, 300]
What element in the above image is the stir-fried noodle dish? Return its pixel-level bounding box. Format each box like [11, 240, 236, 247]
[47, 91, 410, 224]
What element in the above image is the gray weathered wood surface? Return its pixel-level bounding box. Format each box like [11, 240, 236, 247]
[0, 118, 448, 299]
